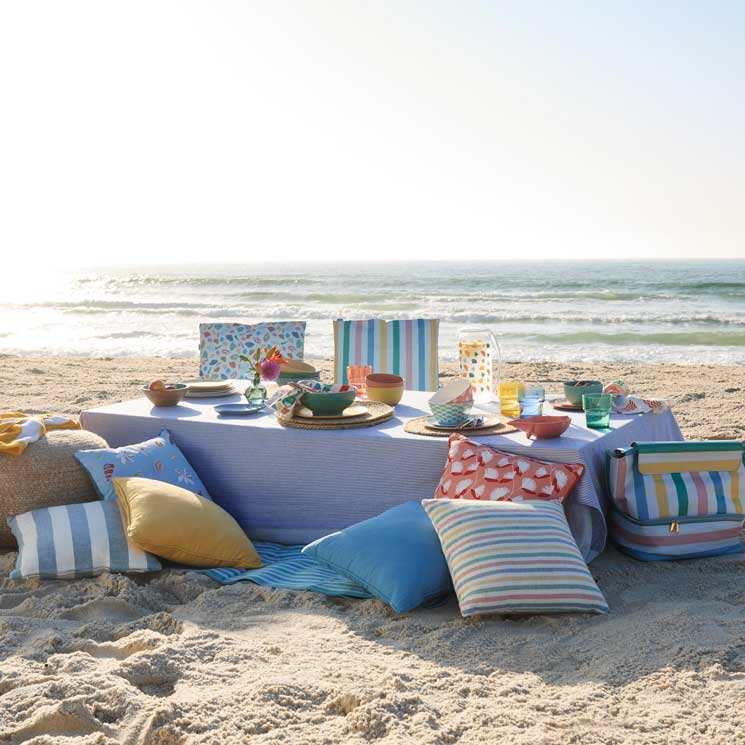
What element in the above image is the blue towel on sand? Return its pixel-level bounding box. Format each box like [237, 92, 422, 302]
[202, 541, 373, 599]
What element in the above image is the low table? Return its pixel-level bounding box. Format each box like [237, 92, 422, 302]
[81, 388, 683, 563]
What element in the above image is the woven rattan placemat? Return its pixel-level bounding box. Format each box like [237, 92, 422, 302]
[403, 415, 519, 438]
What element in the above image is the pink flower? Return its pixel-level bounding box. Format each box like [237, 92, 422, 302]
[259, 358, 281, 382]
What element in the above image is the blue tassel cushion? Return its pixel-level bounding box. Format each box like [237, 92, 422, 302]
[302, 500, 453, 613]
[75, 429, 212, 502]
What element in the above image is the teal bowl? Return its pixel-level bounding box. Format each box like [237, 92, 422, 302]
[302, 388, 357, 417]
[563, 380, 604, 406]
[429, 400, 473, 427]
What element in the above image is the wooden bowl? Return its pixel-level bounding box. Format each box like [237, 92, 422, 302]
[508, 415, 571, 440]
[141, 384, 188, 407]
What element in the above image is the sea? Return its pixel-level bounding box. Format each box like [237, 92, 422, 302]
[3, 260, 745, 365]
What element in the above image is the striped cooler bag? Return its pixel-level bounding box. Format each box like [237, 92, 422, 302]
[607, 441, 745, 561]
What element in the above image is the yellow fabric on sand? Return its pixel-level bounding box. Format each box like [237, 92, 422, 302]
[113, 476, 263, 569]
[0, 412, 81, 456]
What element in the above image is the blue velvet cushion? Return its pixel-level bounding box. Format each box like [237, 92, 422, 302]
[302, 500, 453, 612]
[74, 429, 213, 502]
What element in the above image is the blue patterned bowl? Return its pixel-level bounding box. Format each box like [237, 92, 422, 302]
[429, 400, 473, 427]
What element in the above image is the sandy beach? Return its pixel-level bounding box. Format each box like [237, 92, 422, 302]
[1, 354, 745, 744]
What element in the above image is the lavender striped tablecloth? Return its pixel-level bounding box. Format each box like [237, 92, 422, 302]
[81, 387, 683, 563]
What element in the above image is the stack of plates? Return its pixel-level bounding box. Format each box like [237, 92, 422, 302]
[277, 360, 320, 386]
[182, 380, 241, 399]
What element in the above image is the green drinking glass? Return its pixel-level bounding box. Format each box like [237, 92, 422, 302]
[582, 393, 612, 429]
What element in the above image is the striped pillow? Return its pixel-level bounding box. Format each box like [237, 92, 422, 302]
[422, 498, 608, 617]
[7, 501, 161, 580]
[333, 319, 439, 391]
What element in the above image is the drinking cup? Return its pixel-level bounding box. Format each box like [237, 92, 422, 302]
[582, 393, 613, 429]
[347, 365, 372, 397]
[519, 396, 543, 418]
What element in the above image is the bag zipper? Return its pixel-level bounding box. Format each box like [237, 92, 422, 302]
[612, 505, 745, 529]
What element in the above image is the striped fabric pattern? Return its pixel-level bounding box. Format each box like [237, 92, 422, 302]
[423, 499, 608, 617]
[333, 319, 439, 391]
[203, 541, 373, 599]
[609, 509, 743, 561]
[608, 442, 745, 520]
[7, 501, 161, 580]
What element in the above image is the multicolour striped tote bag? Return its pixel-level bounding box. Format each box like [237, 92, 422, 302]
[333, 319, 439, 391]
[607, 441, 745, 561]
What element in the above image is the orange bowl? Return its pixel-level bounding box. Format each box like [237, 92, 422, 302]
[508, 415, 571, 440]
[366, 373, 404, 406]
[366, 373, 404, 388]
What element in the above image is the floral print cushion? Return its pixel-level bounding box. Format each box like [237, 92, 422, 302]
[435, 433, 584, 502]
[199, 322, 306, 380]
[75, 429, 213, 502]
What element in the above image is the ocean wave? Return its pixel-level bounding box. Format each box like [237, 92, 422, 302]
[529, 331, 745, 347]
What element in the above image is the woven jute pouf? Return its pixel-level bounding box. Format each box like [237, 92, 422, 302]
[0, 429, 108, 548]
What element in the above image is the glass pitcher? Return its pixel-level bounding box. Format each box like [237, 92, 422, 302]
[458, 328, 502, 404]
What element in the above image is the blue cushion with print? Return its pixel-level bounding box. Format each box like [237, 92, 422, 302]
[75, 429, 213, 502]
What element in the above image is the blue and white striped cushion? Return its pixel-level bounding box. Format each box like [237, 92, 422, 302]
[7, 501, 161, 580]
[203, 541, 373, 599]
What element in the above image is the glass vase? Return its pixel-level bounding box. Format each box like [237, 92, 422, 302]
[245, 377, 267, 405]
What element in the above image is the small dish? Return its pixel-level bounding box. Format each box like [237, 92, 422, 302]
[215, 403, 265, 416]
[508, 415, 571, 440]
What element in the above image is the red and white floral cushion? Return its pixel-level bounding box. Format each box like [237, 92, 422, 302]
[434, 434, 584, 503]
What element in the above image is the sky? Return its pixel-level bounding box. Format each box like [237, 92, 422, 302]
[1, 1, 744, 268]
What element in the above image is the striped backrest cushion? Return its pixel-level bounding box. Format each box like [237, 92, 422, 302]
[7, 501, 161, 580]
[333, 318, 439, 391]
[199, 321, 306, 380]
[333, 319, 386, 385]
[608, 441, 745, 520]
[422, 498, 608, 617]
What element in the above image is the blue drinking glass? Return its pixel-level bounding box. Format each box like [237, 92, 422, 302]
[519, 396, 543, 418]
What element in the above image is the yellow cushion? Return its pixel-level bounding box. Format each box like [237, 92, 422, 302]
[113, 477, 262, 569]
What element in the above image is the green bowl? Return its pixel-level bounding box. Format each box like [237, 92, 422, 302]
[301, 389, 357, 416]
[278, 370, 321, 385]
[563, 380, 604, 405]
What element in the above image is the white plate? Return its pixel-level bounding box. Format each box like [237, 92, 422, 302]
[294, 405, 369, 420]
[182, 380, 235, 391]
[185, 387, 240, 399]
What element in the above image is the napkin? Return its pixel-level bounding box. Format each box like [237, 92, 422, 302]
[602, 381, 670, 415]
[268, 381, 354, 419]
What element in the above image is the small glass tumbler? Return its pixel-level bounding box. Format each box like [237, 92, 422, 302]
[523, 384, 545, 400]
[583, 393, 613, 429]
[499, 381, 520, 418]
[347, 365, 372, 398]
[519, 396, 543, 418]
